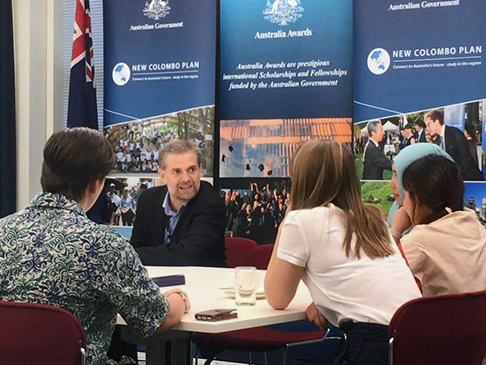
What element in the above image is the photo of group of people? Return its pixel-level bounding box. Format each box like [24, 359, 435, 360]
[220, 179, 291, 244]
[354, 101, 484, 182]
[100, 177, 158, 227]
[104, 106, 215, 175]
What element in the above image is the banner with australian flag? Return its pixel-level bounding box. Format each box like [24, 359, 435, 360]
[103, 0, 216, 175]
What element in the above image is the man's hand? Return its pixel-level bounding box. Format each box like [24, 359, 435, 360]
[430, 133, 440, 143]
[164, 288, 191, 314]
[305, 302, 327, 330]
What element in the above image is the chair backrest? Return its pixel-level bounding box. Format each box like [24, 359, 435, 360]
[225, 237, 258, 268]
[244, 244, 274, 270]
[0, 301, 87, 365]
[388, 290, 486, 365]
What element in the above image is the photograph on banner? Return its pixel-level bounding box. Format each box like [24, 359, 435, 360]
[220, 178, 291, 244]
[359, 181, 486, 228]
[105, 176, 161, 227]
[221, 178, 397, 245]
[220, 118, 352, 178]
[360, 181, 394, 216]
[355, 101, 484, 182]
[464, 182, 486, 225]
[104, 107, 215, 175]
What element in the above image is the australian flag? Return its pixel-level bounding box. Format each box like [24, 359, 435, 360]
[67, 0, 98, 129]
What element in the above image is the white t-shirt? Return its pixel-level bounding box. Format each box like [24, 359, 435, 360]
[277, 204, 421, 327]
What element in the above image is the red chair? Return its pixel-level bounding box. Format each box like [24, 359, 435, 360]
[0, 301, 87, 365]
[388, 290, 486, 365]
[224, 237, 258, 268]
[244, 244, 274, 270]
[194, 243, 330, 364]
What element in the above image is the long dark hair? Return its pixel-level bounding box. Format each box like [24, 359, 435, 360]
[290, 140, 394, 259]
[402, 154, 464, 225]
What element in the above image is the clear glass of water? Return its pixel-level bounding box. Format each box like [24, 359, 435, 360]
[235, 266, 256, 306]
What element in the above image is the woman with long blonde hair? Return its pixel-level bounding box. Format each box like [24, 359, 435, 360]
[265, 140, 420, 364]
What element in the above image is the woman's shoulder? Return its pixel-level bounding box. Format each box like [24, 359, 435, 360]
[402, 209, 482, 244]
[421, 209, 478, 227]
[286, 204, 343, 225]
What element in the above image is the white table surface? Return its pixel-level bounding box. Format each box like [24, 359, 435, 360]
[118, 266, 312, 334]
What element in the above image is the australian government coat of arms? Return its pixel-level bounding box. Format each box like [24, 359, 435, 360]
[263, 0, 304, 26]
[143, 0, 171, 20]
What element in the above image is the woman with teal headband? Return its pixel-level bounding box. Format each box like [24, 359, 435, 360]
[387, 143, 453, 241]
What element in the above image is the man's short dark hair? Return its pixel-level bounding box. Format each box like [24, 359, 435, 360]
[415, 119, 426, 129]
[404, 123, 414, 131]
[158, 139, 202, 170]
[41, 128, 115, 202]
[424, 110, 444, 125]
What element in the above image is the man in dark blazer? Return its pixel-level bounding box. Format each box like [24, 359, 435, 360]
[130, 140, 226, 266]
[362, 120, 392, 180]
[425, 110, 484, 181]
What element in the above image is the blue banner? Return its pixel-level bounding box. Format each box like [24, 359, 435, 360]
[220, 0, 353, 120]
[103, 0, 216, 175]
[103, 0, 216, 126]
[354, 1, 486, 123]
[219, 0, 353, 178]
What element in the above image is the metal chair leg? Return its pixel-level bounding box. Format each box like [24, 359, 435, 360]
[190, 341, 196, 365]
[283, 346, 289, 365]
[81, 348, 86, 365]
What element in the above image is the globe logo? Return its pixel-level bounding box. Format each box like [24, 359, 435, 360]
[367, 48, 391, 75]
[112, 62, 131, 86]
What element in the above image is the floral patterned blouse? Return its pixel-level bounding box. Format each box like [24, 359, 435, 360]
[0, 193, 169, 364]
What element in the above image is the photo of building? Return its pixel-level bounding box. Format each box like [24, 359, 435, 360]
[220, 118, 352, 177]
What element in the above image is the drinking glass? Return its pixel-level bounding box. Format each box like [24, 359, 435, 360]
[235, 266, 256, 306]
